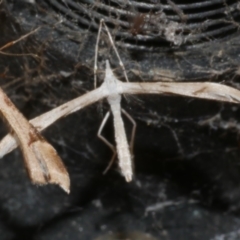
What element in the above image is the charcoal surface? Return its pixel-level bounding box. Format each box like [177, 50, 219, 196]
[0, 1, 240, 239]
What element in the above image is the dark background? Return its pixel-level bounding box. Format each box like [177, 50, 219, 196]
[1, 0, 240, 239]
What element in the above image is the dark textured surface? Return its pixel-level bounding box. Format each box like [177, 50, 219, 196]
[1, 1, 240, 239]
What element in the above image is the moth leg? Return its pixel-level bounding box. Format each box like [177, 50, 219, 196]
[101, 20, 129, 83]
[97, 111, 117, 174]
[121, 109, 136, 156]
[94, 19, 104, 88]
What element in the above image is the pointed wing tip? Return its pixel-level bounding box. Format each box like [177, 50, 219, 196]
[51, 171, 71, 194]
[30, 171, 71, 194]
[125, 173, 133, 182]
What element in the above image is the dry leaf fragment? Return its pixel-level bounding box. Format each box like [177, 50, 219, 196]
[0, 87, 70, 193]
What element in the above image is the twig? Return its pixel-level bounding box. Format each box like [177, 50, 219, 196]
[0, 27, 40, 58]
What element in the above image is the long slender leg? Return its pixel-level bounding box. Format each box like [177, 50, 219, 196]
[103, 151, 117, 175]
[102, 20, 129, 83]
[121, 109, 136, 155]
[94, 19, 104, 89]
[97, 111, 117, 174]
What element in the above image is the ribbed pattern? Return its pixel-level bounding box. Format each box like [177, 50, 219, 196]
[42, 0, 240, 50]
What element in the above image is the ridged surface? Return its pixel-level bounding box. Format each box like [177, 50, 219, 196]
[41, 0, 240, 50]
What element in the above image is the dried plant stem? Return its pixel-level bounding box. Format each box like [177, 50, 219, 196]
[0, 27, 40, 58]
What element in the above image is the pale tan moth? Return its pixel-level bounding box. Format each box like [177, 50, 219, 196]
[94, 20, 136, 182]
